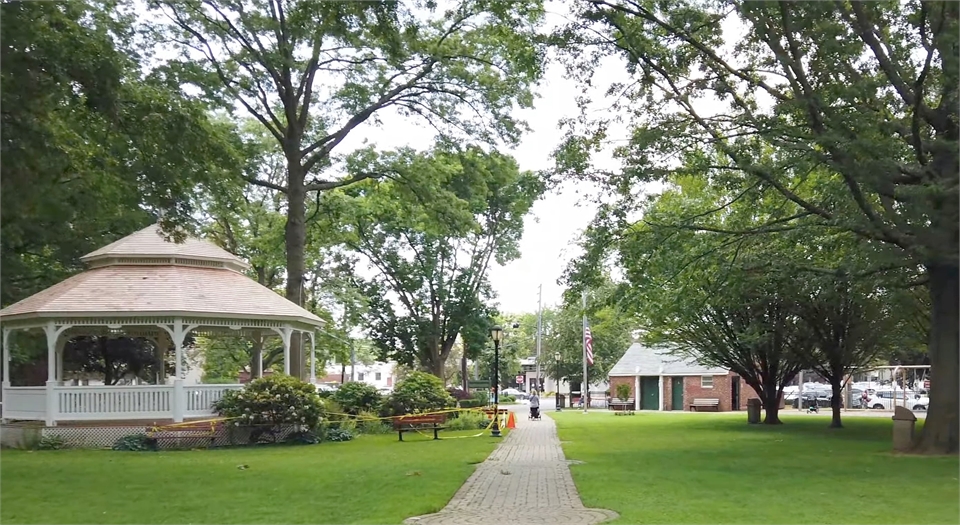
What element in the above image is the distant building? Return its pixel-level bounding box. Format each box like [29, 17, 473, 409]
[608, 343, 762, 412]
[323, 361, 397, 390]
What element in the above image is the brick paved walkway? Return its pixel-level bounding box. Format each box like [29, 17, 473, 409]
[403, 407, 618, 525]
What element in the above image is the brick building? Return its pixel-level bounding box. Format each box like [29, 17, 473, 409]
[608, 343, 760, 411]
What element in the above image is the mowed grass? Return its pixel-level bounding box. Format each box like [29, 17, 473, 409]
[552, 411, 959, 524]
[1, 430, 503, 524]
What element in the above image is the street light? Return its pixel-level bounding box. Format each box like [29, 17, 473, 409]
[555, 351, 562, 412]
[490, 326, 504, 438]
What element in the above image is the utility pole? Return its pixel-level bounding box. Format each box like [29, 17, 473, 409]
[535, 284, 542, 394]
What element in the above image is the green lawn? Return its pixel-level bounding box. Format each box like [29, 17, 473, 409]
[553, 411, 959, 524]
[1, 430, 502, 524]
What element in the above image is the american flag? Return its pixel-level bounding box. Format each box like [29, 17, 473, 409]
[584, 321, 594, 366]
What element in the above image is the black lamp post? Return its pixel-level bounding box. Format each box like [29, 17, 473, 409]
[490, 326, 503, 438]
[555, 351, 562, 412]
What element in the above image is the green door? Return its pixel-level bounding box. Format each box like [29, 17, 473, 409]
[640, 377, 660, 410]
[671, 377, 684, 410]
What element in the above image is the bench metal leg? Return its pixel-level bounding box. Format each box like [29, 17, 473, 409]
[398, 430, 403, 442]
[432, 424, 439, 440]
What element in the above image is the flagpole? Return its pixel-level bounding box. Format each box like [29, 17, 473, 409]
[582, 288, 588, 414]
[536, 284, 542, 394]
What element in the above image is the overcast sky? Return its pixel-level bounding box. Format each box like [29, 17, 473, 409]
[333, 10, 634, 316]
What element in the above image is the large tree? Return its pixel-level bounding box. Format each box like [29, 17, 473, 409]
[1, 0, 240, 308]
[323, 145, 542, 377]
[151, 0, 546, 378]
[557, 0, 958, 453]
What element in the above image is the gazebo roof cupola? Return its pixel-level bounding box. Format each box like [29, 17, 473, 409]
[81, 224, 250, 273]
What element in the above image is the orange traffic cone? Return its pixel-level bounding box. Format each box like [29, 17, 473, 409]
[506, 411, 516, 429]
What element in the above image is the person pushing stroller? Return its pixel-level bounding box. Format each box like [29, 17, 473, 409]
[529, 391, 541, 420]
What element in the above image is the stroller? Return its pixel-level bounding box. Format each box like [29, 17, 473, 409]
[529, 405, 541, 421]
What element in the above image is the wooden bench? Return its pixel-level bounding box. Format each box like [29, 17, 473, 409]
[690, 398, 720, 412]
[146, 420, 221, 447]
[393, 414, 446, 441]
[609, 400, 635, 415]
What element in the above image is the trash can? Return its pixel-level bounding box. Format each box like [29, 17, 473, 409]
[747, 398, 762, 424]
[891, 406, 917, 451]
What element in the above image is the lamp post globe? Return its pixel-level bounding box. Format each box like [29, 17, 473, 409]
[554, 351, 562, 412]
[490, 326, 504, 438]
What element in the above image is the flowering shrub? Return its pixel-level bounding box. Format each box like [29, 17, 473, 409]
[386, 371, 455, 415]
[332, 381, 383, 415]
[213, 375, 323, 442]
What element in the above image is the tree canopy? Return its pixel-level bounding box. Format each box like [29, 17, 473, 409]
[1, 0, 241, 308]
[322, 145, 543, 377]
[556, 0, 957, 453]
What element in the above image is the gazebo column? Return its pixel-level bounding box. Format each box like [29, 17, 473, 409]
[42, 322, 71, 426]
[162, 318, 197, 423]
[173, 320, 186, 422]
[271, 326, 293, 375]
[308, 331, 316, 384]
[55, 338, 67, 386]
[2, 328, 11, 388]
[2, 328, 11, 422]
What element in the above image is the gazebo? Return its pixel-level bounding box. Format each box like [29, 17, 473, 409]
[0, 224, 324, 426]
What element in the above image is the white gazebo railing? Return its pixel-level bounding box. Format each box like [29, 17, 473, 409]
[2, 384, 243, 423]
[3, 387, 47, 420]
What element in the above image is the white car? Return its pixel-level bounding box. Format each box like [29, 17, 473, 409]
[867, 390, 929, 411]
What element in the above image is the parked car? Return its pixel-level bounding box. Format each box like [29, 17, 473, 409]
[867, 389, 929, 411]
[501, 388, 528, 400]
[792, 392, 842, 410]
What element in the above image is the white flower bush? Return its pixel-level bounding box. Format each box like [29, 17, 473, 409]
[213, 375, 324, 440]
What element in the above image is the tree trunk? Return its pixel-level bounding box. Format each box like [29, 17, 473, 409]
[428, 356, 445, 379]
[829, 376, 843, 429]
[760, 376, 782, 424]
[913, 263, 959, 454]
[249, 335, 263, 379]
[761, 389, 782, 424]
[284, 167, 307, 380]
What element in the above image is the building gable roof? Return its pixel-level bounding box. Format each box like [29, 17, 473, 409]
[609, 343, 728, 376]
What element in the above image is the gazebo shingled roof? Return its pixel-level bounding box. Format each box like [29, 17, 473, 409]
[82, 223, 250, 269]
[0, 224, 322, 327]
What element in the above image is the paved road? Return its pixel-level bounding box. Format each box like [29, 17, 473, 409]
[403, 405, 618, 525]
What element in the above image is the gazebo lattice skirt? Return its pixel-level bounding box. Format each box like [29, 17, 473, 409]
[0, 421, 299, 449]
